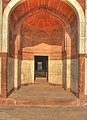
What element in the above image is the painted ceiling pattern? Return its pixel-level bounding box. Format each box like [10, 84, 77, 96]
[9, 0, 78, 36]
[3, 0, 85, 12]
[11, 0, 76, 26]
[20, 10, 64, 34]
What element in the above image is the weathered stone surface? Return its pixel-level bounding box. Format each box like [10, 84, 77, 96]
[71, 59, 78, 93]
[21, 60, 34, 84]
[0, 0, 86, 99]
[49, 60, 62, 84]
[0, 0, 2, 52]
[0, 57, 1, 94]
[7, 58, 14, 93]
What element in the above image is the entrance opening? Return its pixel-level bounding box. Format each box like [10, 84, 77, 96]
[4, 0, 81, 98]
[34, 56, 48, 82]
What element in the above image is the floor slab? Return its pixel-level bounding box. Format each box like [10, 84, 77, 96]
[7, 84, 79, 106]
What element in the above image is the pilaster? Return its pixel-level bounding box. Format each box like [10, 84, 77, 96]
[78, 54, 85, 98]
[0, 53, 8, 98]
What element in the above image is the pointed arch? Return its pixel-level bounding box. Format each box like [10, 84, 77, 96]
[2, 0, 85, 53]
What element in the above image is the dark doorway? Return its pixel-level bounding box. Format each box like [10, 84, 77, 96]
[34, 56, 48, 81]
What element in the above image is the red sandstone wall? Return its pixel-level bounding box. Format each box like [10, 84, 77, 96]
[70, 15, 78, 59]
[8, 19, 17, 58]
[76, 0, 85, 11]
[3, 0, 11, 11]
[8, 0, 78, 61]
[9, 17, 78, 61]
[20, 27, 63, 60]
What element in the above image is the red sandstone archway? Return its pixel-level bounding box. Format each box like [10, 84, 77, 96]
[1, 0, 85, 98]
[8, 0, 78, 96]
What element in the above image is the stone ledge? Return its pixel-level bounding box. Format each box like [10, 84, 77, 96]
[0, 98, 80, 107]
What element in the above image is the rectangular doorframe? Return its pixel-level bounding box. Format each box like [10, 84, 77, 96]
[34, 56, 48, 82]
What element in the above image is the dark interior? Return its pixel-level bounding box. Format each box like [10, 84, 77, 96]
[34, 56, 48, 79]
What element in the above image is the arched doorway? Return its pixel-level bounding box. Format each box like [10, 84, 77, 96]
[1, 0, 85, 98]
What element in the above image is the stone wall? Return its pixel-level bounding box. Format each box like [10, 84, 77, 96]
[21, 60, 34, 84]
[76, 0, 85, 11]
[62, 59, 78, 94]
[0, 57, 1, 94]
[0, 1, 2, 94]
[14, 58, 21, 89]
[49, 60, 62, 85]
[0, 0, 86, 98]
[0, 0, 2, 51]
[71, 59, 78, 93]
[85, 57, 87, 95]
[20, 26, 63, 60]
[7, 58, 14, 93]
[19, 26, 63, 85]
[62, 60, 67, 89]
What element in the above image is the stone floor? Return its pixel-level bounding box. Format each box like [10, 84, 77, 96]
[0, 105, 87, 120]
[8, 83, 79, 106]
[0, 80, 87, 120]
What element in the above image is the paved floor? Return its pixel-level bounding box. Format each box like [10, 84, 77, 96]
[0, 82, 87, 120]
[0, 105, 87, 120]
[9, 84, 77, 100]
[8, 84, 78, 106]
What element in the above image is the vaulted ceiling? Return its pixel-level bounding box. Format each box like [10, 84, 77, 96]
[3, 0, 85, 12]
[19, 10, 65, 34]
[10, 0, 78, 35]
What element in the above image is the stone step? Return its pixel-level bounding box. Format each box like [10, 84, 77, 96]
[0, 85, 79, 106]
[0, 98, 80, 106]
